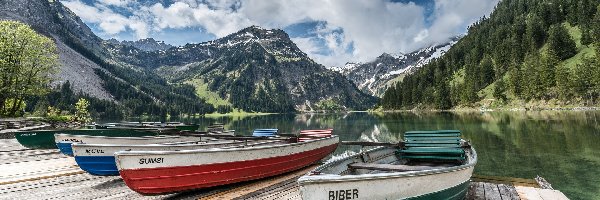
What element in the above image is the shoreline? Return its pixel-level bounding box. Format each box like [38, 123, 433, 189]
[372, 106, 600, 113]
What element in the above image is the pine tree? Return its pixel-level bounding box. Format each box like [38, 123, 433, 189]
[555, 65, 572, 100]
[493, 78, 507, 103]
[480, 56, 495, 87]
[540, 49, 559, 89]
[435, 80, 452, 109]
[525, 14, 546, 52]
[547, 24, 577, 60]
[508, 64, 523, 97]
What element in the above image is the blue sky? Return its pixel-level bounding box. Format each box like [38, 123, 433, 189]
[63, 0, 499, 66]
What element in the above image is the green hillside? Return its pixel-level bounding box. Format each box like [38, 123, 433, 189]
[380, 0, 600, 110]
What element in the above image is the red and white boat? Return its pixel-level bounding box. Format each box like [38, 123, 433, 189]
[114, 132, 339, 194]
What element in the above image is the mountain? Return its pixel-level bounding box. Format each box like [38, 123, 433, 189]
[0, 1, 375, 115]
[0, 0, 214, 117]
[106, 38, 173, 52]
[331, 39, 458, 96]
[380, 0, 600, 110]
[105, 26, 377, 112]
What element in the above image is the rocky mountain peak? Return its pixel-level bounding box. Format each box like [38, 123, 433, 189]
[106, 38, 174, 52]
[333, 37, 461, 96]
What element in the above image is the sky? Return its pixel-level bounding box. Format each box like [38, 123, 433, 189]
[62, 0, 499, 67]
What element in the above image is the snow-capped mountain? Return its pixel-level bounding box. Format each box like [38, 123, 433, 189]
[332, 38, 460, 97]
[106, 38, 173, 52]
[104, 26, 376, 112]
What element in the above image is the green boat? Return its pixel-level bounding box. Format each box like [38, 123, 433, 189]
[15, 129, 158, 149]
[298, 130, 476, 200]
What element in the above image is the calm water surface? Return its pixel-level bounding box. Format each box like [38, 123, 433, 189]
[132, 111, 599, 199]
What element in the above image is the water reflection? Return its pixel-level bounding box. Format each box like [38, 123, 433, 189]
[116, 111, 599, 199]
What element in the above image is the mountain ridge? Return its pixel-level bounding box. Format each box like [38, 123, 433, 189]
[331, 38, 459, 96]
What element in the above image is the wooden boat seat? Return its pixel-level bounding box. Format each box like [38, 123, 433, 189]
[400, 130, 466, 161]
[404, 130, 460, 134]
[348, 162, 444, 172]
[404, 133, 460, 137]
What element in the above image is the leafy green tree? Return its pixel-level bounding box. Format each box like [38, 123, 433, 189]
[547, 24, 577, 60]
[74, 98, 92, 123]
[0, 20, 58, 117]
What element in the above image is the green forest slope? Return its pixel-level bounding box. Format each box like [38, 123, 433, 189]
[380, 0, 600, 110]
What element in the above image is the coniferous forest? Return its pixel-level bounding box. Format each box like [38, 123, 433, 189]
[380, 0, 600, 110]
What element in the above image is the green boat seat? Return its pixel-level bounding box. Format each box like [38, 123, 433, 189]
[401, 155, 465, 160]
[400, 130, 466, 161]
[401, 147, 465, 155]
[404, 143, 461, 148]
[404, 140, 460, 144]
[404, 133, 460, 137]
[405, 137, 461, 141]
[404, 130, 460, 135]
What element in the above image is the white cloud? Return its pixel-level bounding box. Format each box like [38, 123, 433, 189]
[62, 0, 499, 66]
[62, 0, 149, 38]
[97, 0, 131, 7]
[291, 37, 321, 55]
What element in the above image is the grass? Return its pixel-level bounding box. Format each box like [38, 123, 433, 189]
[204, 109, 275, 117]
[184, 79, 231, 107]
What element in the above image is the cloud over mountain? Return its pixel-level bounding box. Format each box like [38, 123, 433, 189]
[62, 0, 498, 66]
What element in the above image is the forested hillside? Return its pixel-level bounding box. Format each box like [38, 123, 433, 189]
[0, 0, 214, 118]
[380, 0, 600, 110]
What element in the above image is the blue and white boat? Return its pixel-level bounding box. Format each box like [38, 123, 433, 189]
[54, 134, 196, 156]
[71, 140, 249, 175]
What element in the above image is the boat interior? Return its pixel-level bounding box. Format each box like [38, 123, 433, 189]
[319, 130, 475, 176]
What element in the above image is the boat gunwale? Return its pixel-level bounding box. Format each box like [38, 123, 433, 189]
[71, 140, 241, 148]
[54, 133, 181, 140]
[297, 141, 477, 184]
[114, 135, 339, 156]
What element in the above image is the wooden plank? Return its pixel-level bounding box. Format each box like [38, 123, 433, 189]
[347, 163, 444, 172]
[483, 182, 502, 200]
[515, 186, 544, 200]
[497, 183, 519, 200]
[538, 188, 569, 200]
[472, 174, 540, 188]
[507, 184, 521, 200]
[473, 182, 486, 200]
[466, 182, 478, 200]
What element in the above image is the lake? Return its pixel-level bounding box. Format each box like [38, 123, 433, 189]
[161, 111, 599, 199]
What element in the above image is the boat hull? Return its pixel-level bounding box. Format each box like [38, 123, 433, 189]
[173, 125, 199, 131]
[299, 165, 474, 200]
[15, 129, 155, 149]
[55, 134, 195, 156]
[116, 137, 339, 194]
[72, 141, 243, 176]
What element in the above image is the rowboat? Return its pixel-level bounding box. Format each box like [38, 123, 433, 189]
[72, 140, 256, 176]
[114, 131, 339, 194]
[55, 134, 198, 156]
[15, 129, 156, 149]
[298, 130, 476, 200]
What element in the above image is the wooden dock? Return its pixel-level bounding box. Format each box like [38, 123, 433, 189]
[0, 139, 569, 200]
